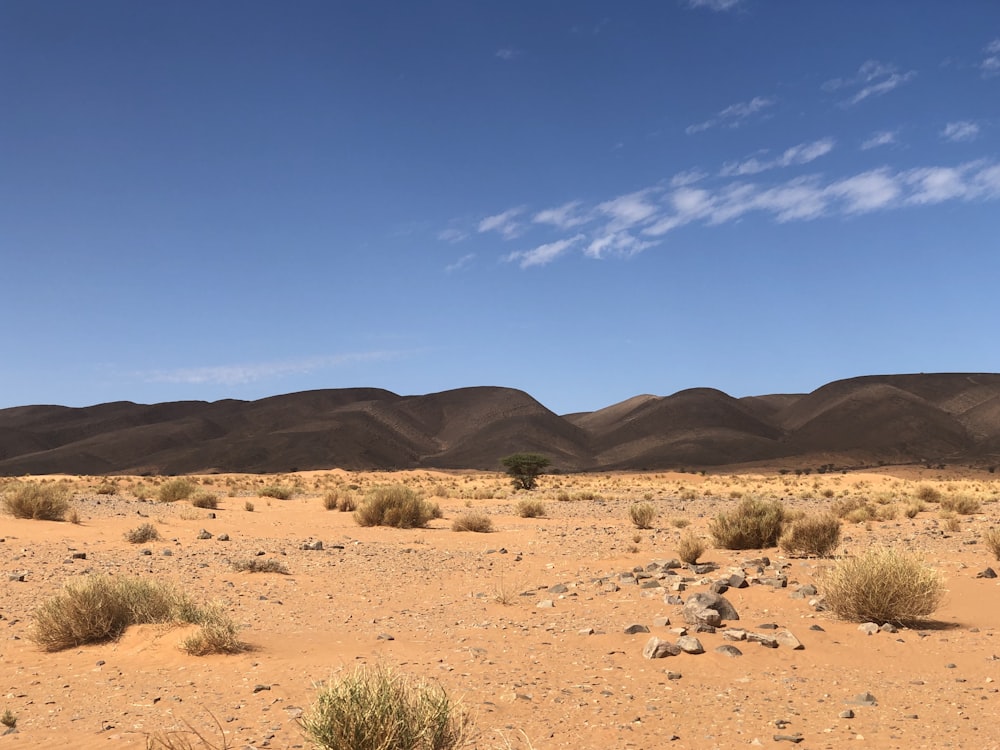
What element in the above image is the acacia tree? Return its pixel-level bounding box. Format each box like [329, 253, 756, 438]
[501, 453, 551, 491]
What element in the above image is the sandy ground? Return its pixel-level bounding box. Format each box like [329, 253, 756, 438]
[3, 468, 1000, 750]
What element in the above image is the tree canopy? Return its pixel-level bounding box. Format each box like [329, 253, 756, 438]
[501, 453, 551, 491]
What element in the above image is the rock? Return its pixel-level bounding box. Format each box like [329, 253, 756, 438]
[709, 581, 729, 595]
[746, 632, 778, 648]
[676, 636, 705, 654]
[715, 645, 743, 657]
[643, 637, 682, 659]
[978, 567, 998, 579]
[536, 599, 554, 609]
[858, 622, 880, 635]
[757, 623, 779, 630]
[548, 583, 569, 594]
[809, 624, 825, 632]
[602, 581, 620, 593]
[253, 684, 271, 693]
[217, 533, 230, 542]
[664, 594, 684, 605]
[624, 623, 650, 635]
[302, 540, 323, 551]
[847, 692, 877, 706]
[723, 628, 747, 641]
[652, 616, 671, 628]
[879, 623, 898, 634]
[773, 734, 804, 743]
[665, 671, 682, 680]
[775, 630, 804, 649]
[376, 633, 394, 640]
[71, 552, 87, 560]
[683, 592, 739, 626]
[197, 529, 212, 540]
[839, 709, 855, 719]
[797, 584, 818, 596]
[578, 627, 595, 635]
[728, 573, 749, 589]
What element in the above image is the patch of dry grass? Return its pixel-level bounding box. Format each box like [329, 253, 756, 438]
[778, 513, 841, 557]
[709, 496, 785, 549]
[2, 482, 71, 521]
[354, 485, 441, 529]
[124, 522, 161, 544]
[628, 502, 657, 530]
[451, 512, 494, 533]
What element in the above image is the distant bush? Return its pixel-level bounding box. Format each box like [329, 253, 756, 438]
[831, 496, 877, 524]
[983, 528, 1000, 560]
[677, 533, 705, 564]
[778, 513, 841, 557]
[190, 492, 219, 509]
[709, 497, 785, 549]
[628, 502, 657, 530]
[124, 522, 160, 544]
[231, 558, 289, 574]
[821, 547, 945, 625]
[914, 484, 942, 503]
[515, 499, 546, 518]
[178, 605, 249, 656]
[451, 512, 494, 533]
[940, 494, 981, 515]
[2, 482, 71, 521]
[325, 490, 357, 512]
[158, 479, 196, 503]
[354, 485, 441, 529]
[298, 664, 471, 750]
[259, 485, 293, 500]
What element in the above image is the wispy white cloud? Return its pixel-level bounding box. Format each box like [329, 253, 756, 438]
[941, 120, 980, 143]
[720, 137, 835, 176]
[981, 38, 1000, 77]
[585, 231, 657, 260]
[861, 130, 898, 150]
[825, 60, 916, 106]
[504, 235, 586, 268]
[669, 168, 708, 188]
[143, 352, 396, 386]
[445, 253, 475, 273]
[686, 95, 775, 134]
[478, 207, 526, 239]
[437, 227, 468, 243]
[684, 0, 742, 10]
[533, 200, 590, 230]
[495, 48, 521, 61]
[595, 189, 661, 230]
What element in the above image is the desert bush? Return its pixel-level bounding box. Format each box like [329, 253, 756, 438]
[670, 517, 691, 529]
[778, 513, 841, 557]
[939, 510, 961, 531]
[451, 512, 494, 533]
[2, 482, 71, 521]
[298, 664, 471, 750]
[159, 479, 196, 503]
[831, 496, 877, 524]
[983, 528, 1000, 560]
[145, 715, 230, 750]
[677, 533, 705, 564]
[1, 708, 16, 729]
[904, 500, 926, 518]
[179, 607, 249, 656]
[940, 494, 981, 515]
[820, 547, 946, 625]
[628, 502, 657, 530]
[230, 558, 289, 574]
[874, 503, 898, 522]
[515, 499, 546, 518]
[190, 492, 219, 509]
[124, 522, 160, 544]
[95, 482, 118, 496]
[259, 485, 292, 500]
[914, 484, 942, 503]
[354, 485, 441, 529]
[323, 490, 341, 510]
[244, 501, 255, 512]
[709, 496, 785, 549]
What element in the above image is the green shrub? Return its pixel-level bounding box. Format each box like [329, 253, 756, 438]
[628, 502, 657, 530]
[190, 492, 219, 509]
[820, 547, 945, 625]
[158, 479, 196, 503]
[124, 522, 160, 544]
[450, 512, 494, 533]
[299, 664, 471, 750]
[259, 485, 293, 500]
[515, 499, 546, 518]
[354, 485, 441, 529]
[709, 496, 785, 549]
[2, 482, 71, 521]
[677, 533, 705, 564]
[778, 513, 841, 557]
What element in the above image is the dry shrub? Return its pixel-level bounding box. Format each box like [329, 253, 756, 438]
[904, 500, 926, 518]
[124, 522, 160, 544]
[820, 547, 945, 626]
[709, 496, 785, 549]
[983, 528, 1000, 560]
[832, 496, 876, 524]
[940, 494, 981, 515]
[298, 664, 471, 750]
[354, 485, 441, 529]
[451, 512, 494, 533]
[190, 492, 219, 509]
[230, 558, 289, 574]
[677, 533, 705, 564]
[515, 499, 546, 518]
[258, 485, 293, 500]
[336, 494, 357, 512]
[244, 501, 255, 512]
[179, 607, 249, 656]
[874, 503, 897, 522]
[939, 510, 961, 532]
[2, 482, 71, 521]
[779, 513, 841, 557]
[915, 484, 942, 503]
[670, 517, 691, 529]
[145, 715, 231, 750]
[323, 490, 340, 511]
[159, 479, 196, 503]
[628, 502, 657, 530]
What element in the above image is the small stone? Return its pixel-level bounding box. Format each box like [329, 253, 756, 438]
[536, 599, 554, 609]
[643, 637, 682, 659]
[676, 636, 705, 654]
[848, 692, 877, 706]
[197, 529, 213, 540]
[376, 633, 394, 640]
[758, 623, 779, 630]
[665, 671, 682, 680]
[775, 630, 804, 649]
[578, 627, 595, 635]
[162, 549, 173, 556]
[809, 624, 825, 632]
[652, 616, 671, 628]
[71, 552, 87, 560]
[723, 629, 747, 641]
[728, 573, 749, 589]
[977, 568, 997, 579]
[624, 623, 650, 635]
[217, 533, 230, 542]
[773, 734, 804, 744]
[140, 549, 152, 556]
[839, 709, 854, 719]
[302, 540, 323, 551]
[880, 623, 898, 634]
[715, 645, 743, 657]
[548, 583, 569, 594]
[253, 684, 271, 693]
[746, 632, 778, 648]
[858, 622, 879, 635]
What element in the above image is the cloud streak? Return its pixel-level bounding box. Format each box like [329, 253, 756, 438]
[941, 121, 980, 143]
[478, 207, 526, 239]
[861, 130, 898, 150]
[981, 38, 1000, 78]
[720, 137, 835, 176]
[686, 95, 775, 134]
[685, 0, 742, 10]
[143, 352, 398, 386]
[824, 60, 916, 106]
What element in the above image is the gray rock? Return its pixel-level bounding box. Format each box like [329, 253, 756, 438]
[847, 692, 877, 706]
[302, 540, 323, 551]
[879, 623, 898, 634]
[746, 632, 778, 648]
[715, 645, 743, 657]
[643, 637, 682, 659]
[665, 670, 682, 680]
[217, 533, 230, 542]
[652, 615, 671, 628]
[664, 594, 684, 605]
[727, 573, 749, 589]
[548, 583, 569, 594]
[602, 581, 620, 593]
[578, 627, 595, 635]
[775, 630, 804, 649]
[858, 622, 880, 635]
[723, 628, 747, 641]
[977, 567, 997, 579]
[773, 734, 804, 743]
[683, 591, 739, 626]
[839, 709, 855, 719]
[676, 636, 705, 654]
[624, 623, 650, 635]
[197, 529, 212, 540]
[536, 599, 554, 609]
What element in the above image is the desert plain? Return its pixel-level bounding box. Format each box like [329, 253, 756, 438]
[3, 467, 1000, 750]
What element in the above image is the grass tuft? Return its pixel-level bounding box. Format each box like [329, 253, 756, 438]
[354, 485, 441, 529]
[778, 513, 841, 557]
[677, 533, 705, 564]
[190, 492, 219, 509]
[159, 479, 196, 503]
[628, 502, 657, 530]
[709, 496, 785, 549]
[258, 485, 293, 500]
[230, 558, 289, 574]
[125, 522, 161, 544]
[515, 499, 546, 518]
[2, 482, 71, 521]
[450, 512, 494, 533]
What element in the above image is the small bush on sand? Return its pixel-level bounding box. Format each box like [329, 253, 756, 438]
[324, 490, 357, 512]
[915, 484, 942, 503]
[145, 715, 230, 750]
[190, 492, 219, 509]
[821, 547, 945, 626]
[159, 479, 196, 503]
[709, 497, 785, 549]
[259, 485, 292, 500]
[230, 558, 289, 574]
[124, 522, 160, 544]
[2, 482, 71, 521]
[179, 607, 249, 656]
[940, 494, 981, 515]
[244, 501, 255, 512]
[323, 490, 340, 510]
[354, 485, 441, 529]
[515, 499, 546, 518]
[677, 533, 705, 564]
[298, 664, 471, 750]
[628, 503, 657, 530]
[939, 510, 961, 532]
[983, 528, 1000, 561]
[831, 496, 877, 524]
[451, 512, 494, 533]
[778, 513, 841, 557]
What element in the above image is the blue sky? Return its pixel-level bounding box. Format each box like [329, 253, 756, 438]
[2, 1, 999, 415]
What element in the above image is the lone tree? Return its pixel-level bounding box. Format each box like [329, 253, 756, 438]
[501, 453, 551, 491]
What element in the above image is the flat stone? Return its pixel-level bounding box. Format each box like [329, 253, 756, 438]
[643, 637, 682, 659]
[775, 630, 804, 649]
[676, 636, 705, 654]
[715, 645, 743, 658]
[847, 692, 877, 706]
[858, 622, 880, 635]
[624, 623, 650, 635]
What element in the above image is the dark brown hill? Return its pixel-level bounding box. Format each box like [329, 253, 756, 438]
[1, 374, 999, 475]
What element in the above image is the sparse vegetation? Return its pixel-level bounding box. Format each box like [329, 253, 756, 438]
[190, 492, 219, 509]
[244, 500, 255, 512]
[983, 528, 1000, 561]
[628, 502, 657, 530]
[124, 522, 160, 544]
[778, 513, 841, 557]
[159, 479, 196, 503]
[2, 482, 71, 521]
[451, 512, 494, 533]
[259, 485, 293, 500]
[940, 494, 981, 515]
[677, 533, 705, 564]
[230, 558, 289, 574]
[178, 606, 249, 656]
[709, 496, 785, 549]
[354, 485, 441, 529]
[914, 484, 942, 503]
[670, 517, 691, 529]
[515, 499, 546, 518]
[820, 547, 946, 626]
[298, 664, 472, 750]
[1, 708, 16, 729]
[145, 715, 231, 750]
[501, 453, 551, 491]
